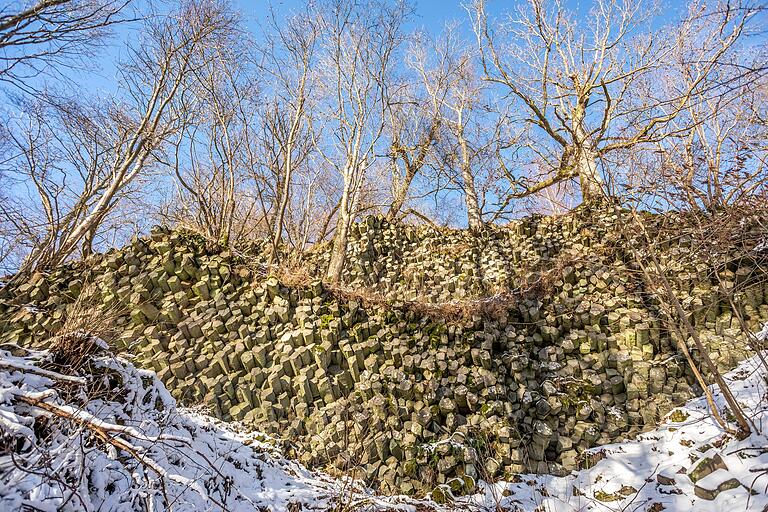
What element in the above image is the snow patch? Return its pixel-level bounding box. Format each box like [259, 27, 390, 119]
[0, 348, 414, 512]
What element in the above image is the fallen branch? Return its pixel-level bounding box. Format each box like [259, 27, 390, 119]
[13, 392, 231, 511]
[0, 359, 87, 385]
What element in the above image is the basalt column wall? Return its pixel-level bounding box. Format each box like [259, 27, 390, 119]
[1, 210, 766, 497]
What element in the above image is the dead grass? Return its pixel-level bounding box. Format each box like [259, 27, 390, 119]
[261, 243, 604, 325]
[271, 255, 315, 289]
[325, 275, 528, 324]
[48, 284, 126, 370]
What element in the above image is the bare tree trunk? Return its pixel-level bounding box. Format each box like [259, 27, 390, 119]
[576, 146, 603, 202]
[220, 149, 237, 247]
[268, 97, 304, 267]
[326, 185, 352, 283]
[385, 117, 438, 221]
[56, 149, 152, 265]
[472, 0, 756, 206]
[268, 166, 292, 266]
[460, 135, 483, 232]
[386, 164, 416, 220]
[81, 222, 100, 259]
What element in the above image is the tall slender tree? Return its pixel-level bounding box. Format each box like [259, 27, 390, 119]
[313, 0, 411, 282]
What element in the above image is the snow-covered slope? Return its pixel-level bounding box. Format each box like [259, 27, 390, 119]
[1, 337, 767, 512]
[459, 345, 768, 511]
[0, 342, 405, 512]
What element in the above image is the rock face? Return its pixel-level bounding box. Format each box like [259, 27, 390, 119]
[1, 206, 766, 497]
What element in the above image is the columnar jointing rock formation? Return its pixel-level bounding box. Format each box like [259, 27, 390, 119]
[1, 208, 766, 498]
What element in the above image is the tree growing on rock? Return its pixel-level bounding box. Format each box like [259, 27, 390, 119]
[470, 0, 759, 204]
[2, 0, 241, 279]
[415, 28, 486, 232]
[166, 6, 255, 247]
[638, 52, 768, 210]
[383, 66, 441, 221]
[410, 26, 518, 232]
[314, 0, 411, 282]
[257, 7, 320, 265]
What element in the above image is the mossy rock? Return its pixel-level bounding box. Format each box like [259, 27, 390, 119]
[594, 485, 637, 502]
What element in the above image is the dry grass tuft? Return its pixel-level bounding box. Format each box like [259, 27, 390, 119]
[325, 282, 514, 323]
[48, 284, 125, 370]
[271, 255, 315, 289]
[48, 331, 106, 371]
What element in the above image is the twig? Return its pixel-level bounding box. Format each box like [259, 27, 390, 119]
[0, 359, 87, 385]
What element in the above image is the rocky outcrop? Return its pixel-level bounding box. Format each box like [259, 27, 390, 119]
[1, 207, 766, 497]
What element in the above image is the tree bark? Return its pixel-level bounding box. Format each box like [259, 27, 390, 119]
[326, 174, 353, 283]
[268, 99, 303, 267]
[386, 164, 416, 220]
[575, 145, 603, 202]
[459, 135, 483, 232]
[326, 209, 350, 283]
[386, 120, 438, 220]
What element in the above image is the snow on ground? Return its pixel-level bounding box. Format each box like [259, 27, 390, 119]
[0, 344, 419, 512]
[1, 337, 767, 512]
[459, 349, 768, 512]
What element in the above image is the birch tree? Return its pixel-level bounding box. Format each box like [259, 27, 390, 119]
[649, 54, 768, 210]
[384, 77, 440, 220]
[257, 8, 319, 265]
[167, 9, 255, 246]
[3, 0, 239, 278]
[410, 27, 491, 232]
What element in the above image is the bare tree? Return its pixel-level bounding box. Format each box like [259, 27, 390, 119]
[2, 0, 239, 280]
[471, 0, 759, 204]
[167, 9, 257, 246]
[618, 205, 758, 435]
[2, 99, 146, 264]
[411, 28, 481, 230]
[0, 0, 132, 94]
[384, 76, 440, 220]
[411, 27, 513, 232]
[257, 7, 319, 265]
[647, 53, 768, 210]
[313, 0, 411, 282]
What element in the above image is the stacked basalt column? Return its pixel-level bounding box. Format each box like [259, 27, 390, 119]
[0, 211, 766, 498]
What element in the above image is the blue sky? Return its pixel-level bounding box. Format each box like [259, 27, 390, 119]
[2, 0, 757, 248]
[239, 0, 691, 32]
[243, 0, 472, 31]
[50, 0, 479, 99]
[62, 0, 693, 101]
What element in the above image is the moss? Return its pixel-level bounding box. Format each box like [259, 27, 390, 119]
[403, 459, 418, 477]
[319, 314, 334, 330]
[425, 322, 446, 348]
[668, 409, 690, 423]
[175, 229, 208, 248]
[469, 433, 489, 452]
[427, 450, 441, 469]
[594, 485, 636, 502]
